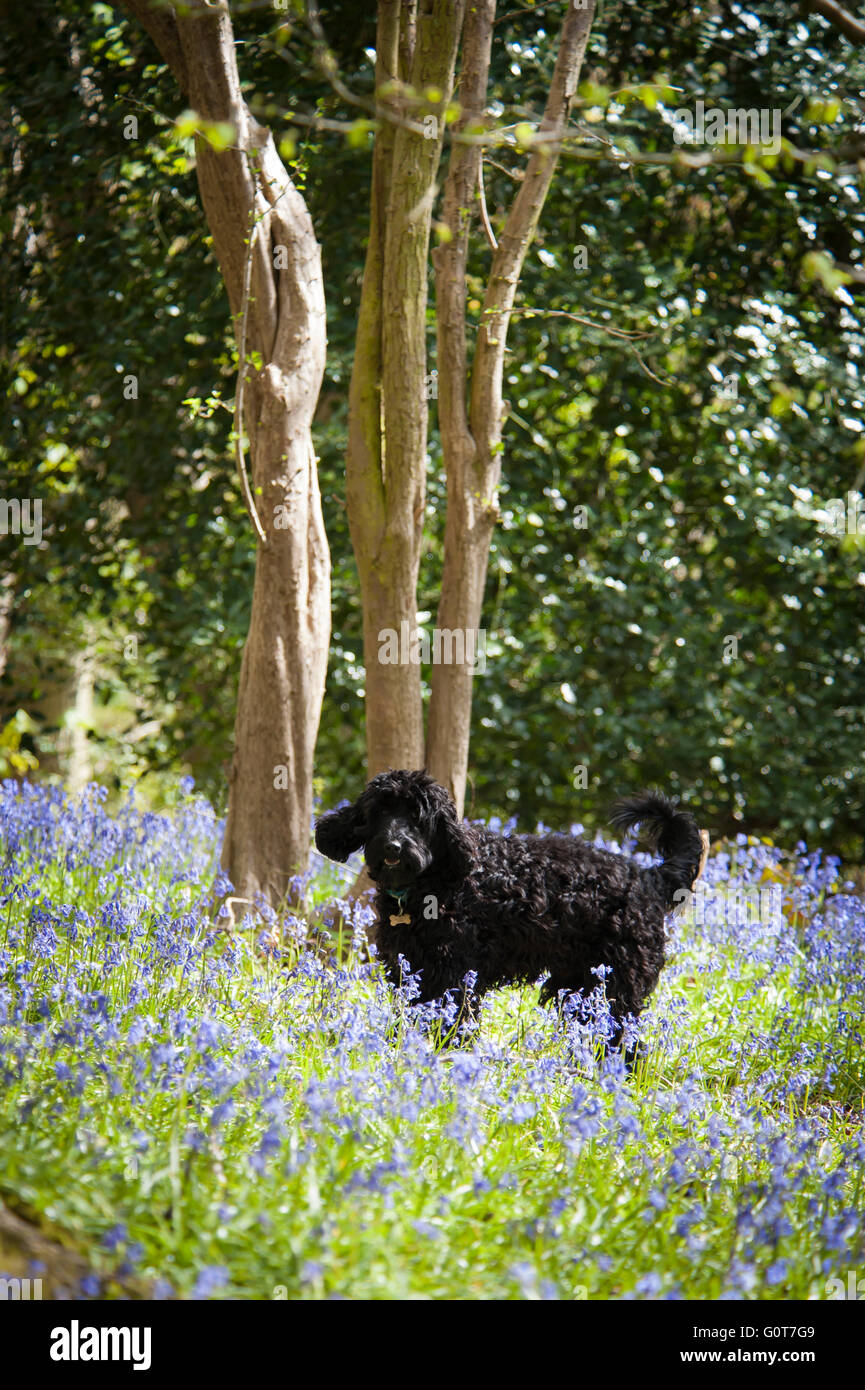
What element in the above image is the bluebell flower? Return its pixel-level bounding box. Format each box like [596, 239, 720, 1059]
[101, 1224, 127, 1252]
[191, 1266, 229, 1299]
[635, 1272, 663, 1297]
[766, 1260, 788, 1287]
[412, 1220, 441, 1240]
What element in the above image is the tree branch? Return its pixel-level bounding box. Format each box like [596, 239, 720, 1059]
[803, 0, 865, 44]
[122, 0, 189, 92]
[470, 0, 596, 454]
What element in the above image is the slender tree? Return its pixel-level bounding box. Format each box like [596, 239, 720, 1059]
[346, 0, 596, 810]
[428, 0, 596, 811]
[346, 0, 464, 775]
[124, 0, 330, 906]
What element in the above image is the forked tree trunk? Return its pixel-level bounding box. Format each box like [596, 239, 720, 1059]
[125, 1, 329, 906]
[427, 0, 596, 812]
[347, 0, 464, 776]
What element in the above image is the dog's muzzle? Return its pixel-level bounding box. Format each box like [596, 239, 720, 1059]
[366, 822, 432, 887]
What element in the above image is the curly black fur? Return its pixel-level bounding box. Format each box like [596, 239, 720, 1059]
[315, 770, 704, 1045]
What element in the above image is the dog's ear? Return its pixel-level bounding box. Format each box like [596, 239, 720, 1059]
[314, 801, 365, 862]
[430, 786, 474, 883]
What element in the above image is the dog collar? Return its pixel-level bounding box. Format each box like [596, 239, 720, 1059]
[386, 888, 412, 927]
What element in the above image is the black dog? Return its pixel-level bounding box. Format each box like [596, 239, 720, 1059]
[315, 770, 705, 1047]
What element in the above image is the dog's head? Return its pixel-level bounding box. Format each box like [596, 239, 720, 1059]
[314, 769, 474, 891]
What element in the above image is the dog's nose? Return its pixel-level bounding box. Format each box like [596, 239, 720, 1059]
[384, 840, 402, 864]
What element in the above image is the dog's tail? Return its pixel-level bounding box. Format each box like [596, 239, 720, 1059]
[609, 790, 708, 912]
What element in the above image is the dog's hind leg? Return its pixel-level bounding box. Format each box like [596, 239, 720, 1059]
[608, 1013, 647, 1075]
[538, 976, 574, 1009]
[540, 975, 646, 1073]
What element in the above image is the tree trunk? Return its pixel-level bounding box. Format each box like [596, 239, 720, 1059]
[65, 636, 95, 794]
[346, 0, 464, 776]
[426, 0, 496, 809]
[428, 0, 596, 813]
[124, 1, 329, 906]
[0, 573, 14, 683]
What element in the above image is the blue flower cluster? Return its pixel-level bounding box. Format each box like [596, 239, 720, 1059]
[0, 779, 862, 1300]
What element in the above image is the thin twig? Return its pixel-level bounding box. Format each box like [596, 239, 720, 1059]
[478, 156, 498, 250]
[501, 306, 675, 385]
[483, 156, 524, 182]
[630, 350, 675, 387]
[270, 104, 864, 172]
[504, 306, 652, 340]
